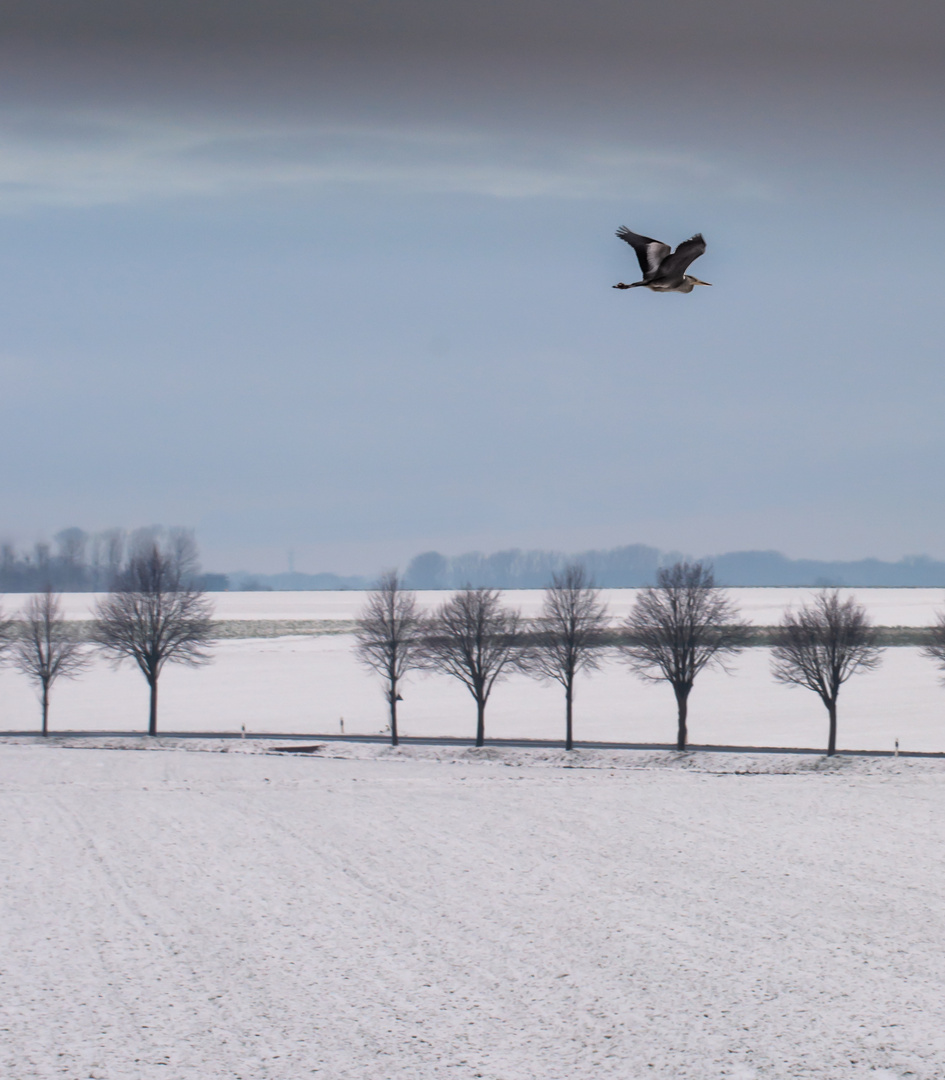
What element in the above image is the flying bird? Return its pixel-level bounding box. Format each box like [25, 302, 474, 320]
[613, 227, 711, 293]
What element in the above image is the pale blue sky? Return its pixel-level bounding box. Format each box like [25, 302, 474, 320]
[1, 2, 943, 573]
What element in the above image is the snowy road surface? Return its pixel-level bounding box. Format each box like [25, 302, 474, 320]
[1, 743, 944, 1079]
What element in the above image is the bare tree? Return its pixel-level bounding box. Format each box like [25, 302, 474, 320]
[921, 607, 945, 679]
[620, 561, 748, 751]
[354, 571, 426, 746]
[0, 603, 13, 666]
[54, 528, 89, 590]
[92, 540, 214, 735]
[165, 527, 200, 580]
[102, 528, 126, 587]
[771, 589, 883, 756]
[525, 564, 609, 750]
[12, 589, 89, 735]
[421, 586, 523, 747]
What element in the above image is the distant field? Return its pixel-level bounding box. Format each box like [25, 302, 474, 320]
[39, 587, 945, 645]
[41, 587, 945, 627]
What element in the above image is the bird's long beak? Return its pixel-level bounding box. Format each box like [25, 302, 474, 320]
[692, 278, 712, 286]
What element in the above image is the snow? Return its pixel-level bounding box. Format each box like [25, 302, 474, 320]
[2, 741, 944, 1079]
[27, 587, 945, 627]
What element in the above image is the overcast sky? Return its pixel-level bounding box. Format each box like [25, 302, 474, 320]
[1, 1, 943, 573]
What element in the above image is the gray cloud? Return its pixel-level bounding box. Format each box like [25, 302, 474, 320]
[2, 0, 943, 67]
[0, 107, 774, 207]
[0, 0, 939, 209]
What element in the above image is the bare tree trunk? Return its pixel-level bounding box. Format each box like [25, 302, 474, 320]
[42, 684, 49, 736]
[675, 686, 689, 751]
[149, 677, 158, 736]
[476, 697, 486, 747]
[827, 699, 837, 756]
[565, 682, 574, 751]
[389, 684, 399, 747]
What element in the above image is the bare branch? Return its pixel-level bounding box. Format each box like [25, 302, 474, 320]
[420, 586, 524, 747]
[620, 561, 749, 750]
[523, 563, 609, 749]
[91, 540, 214, 735]
[0, 604, 14, 664]
[12, 589, 90, 735]
[770, 589, 883, 755]
[354, 570, 426, 745]
[921, 609, 945, 677]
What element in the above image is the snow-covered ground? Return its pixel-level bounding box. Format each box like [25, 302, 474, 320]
[2, 742, 944, 1079]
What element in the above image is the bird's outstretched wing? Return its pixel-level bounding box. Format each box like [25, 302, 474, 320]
[658, 234, 706, 278]
[616, 227, 670, 279]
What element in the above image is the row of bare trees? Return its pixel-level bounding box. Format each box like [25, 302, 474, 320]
[0, 539, 215, 735]
[357, 562, 945, 755]
[6, 552, 945, 753]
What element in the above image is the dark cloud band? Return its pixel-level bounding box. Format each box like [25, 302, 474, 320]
[2, 0, 941, 66]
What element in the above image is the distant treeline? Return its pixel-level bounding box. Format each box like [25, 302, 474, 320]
[10, 531, 945, 592]
[402, 546, 669, 589]
[402, 546, 945, 589]
[227, 570, 368, 592]
[0, 527, 227, 592]
[233, 544, 945, 591]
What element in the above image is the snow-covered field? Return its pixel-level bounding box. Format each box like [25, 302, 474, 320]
[2, 741, 944, 1079]
[34, 587, 945, 626]
[2, 590, 944, 752]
